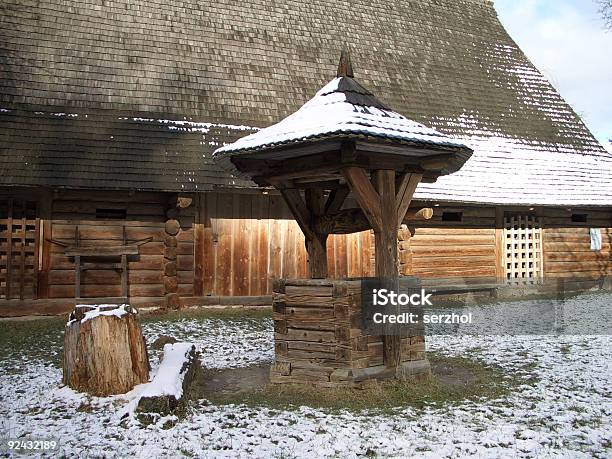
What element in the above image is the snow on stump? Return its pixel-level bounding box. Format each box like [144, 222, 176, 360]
[136, 343, 200, 425]
[63, 304, 150, 396]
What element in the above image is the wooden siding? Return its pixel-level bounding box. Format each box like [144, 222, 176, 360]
[542, 208, 612, 280]
[196, 192, 373, 297]
[409, 205, 497, 279]
[2, 184, 610, 309]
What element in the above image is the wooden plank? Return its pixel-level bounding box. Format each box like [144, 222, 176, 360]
[395, 173, 422, 226]
[193, 223, 204, 296]
[280, 328, 336, 343]
[342, 167, 382, 231]
[268, 199, 283, 293]
[255, 195, 270, 295]
[6, 198, 12, 299]
[202, 193, 217, 295]
[233, 195, 250, 296]
[216, 193, 233, 296]
[19, 201, 26, 300]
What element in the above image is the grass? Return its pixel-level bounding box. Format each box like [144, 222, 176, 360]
[0, 316, 65, 367]
[140, 306, 271, 324]
[201, 353, 518, 414]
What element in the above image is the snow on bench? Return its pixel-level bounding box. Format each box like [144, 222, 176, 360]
[136, 342, 200, 425]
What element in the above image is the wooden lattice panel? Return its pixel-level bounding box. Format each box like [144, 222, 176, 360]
[503, 215, 543, 284]
[0, 199, 40, 300]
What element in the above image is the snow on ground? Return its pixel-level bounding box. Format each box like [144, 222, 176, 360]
[0, 294, 610, 458]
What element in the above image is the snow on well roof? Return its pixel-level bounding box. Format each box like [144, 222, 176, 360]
[213, 77, 470, 155]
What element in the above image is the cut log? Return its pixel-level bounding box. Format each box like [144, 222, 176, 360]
[63, 304, 149, 396]
[136, 343, 200, 425]
[164, 219, 181, 236]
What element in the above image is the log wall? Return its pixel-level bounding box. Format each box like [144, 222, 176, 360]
[271, 278, 428, 387]
[541, 208, 612, 280]
[46, 190, 195, 300]
[396, 205, 498, 280]
[1, 184, 611, 316]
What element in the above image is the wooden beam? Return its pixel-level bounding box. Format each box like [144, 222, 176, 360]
[373, 170, 398, 279]
[280, 189, 315, 241]
[342, 167, 382, 232]
[281, 189, 328, 279]
[315, 207, 434, 234]
[396, 173, 423, 227]
[324, 186, 350, 214]
[373, 169, 401, 370]
[304, 189, 329, 279]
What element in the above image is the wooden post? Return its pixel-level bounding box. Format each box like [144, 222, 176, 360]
[75, 255, 81, 299]
[373, 170, 397, 279]
[373, 170, 402, 369]
[6, 198, 12, 299]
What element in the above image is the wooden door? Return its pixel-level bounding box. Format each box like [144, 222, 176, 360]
[0, 199, 40, 300]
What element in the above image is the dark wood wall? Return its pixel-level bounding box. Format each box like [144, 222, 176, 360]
[45, 190, 195, 300]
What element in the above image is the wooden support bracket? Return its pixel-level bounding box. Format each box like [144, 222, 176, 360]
[341, 166, 382, 232]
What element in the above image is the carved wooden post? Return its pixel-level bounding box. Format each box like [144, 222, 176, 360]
[373, 169, 402, 367]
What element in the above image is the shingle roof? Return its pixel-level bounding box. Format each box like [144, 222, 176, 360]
[0, 0, 610, 204]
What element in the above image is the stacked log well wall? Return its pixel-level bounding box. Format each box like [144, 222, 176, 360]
[271, 279, 428, 387]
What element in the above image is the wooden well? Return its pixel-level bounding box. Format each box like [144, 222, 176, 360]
[214, 50, 472, 385]
[271, 278, 429, 387]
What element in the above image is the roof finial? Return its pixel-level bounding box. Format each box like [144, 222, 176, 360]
[337, 48, 354, 78]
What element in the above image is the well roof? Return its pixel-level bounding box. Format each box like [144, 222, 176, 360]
[214, 76, 471, 156]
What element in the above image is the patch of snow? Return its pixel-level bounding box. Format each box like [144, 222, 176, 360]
[69, 304, 131, 325]
[131, 117, 257, 134]
[0, 294, 610, 457]
[417, 113, 612, 206]
[140, 343, 194, 399]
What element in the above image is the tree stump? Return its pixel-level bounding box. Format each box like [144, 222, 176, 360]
[63, 304, 150, 396]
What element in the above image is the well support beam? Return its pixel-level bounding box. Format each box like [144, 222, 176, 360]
[280, 188, 329, 279]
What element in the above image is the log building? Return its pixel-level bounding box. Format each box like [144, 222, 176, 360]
[1, 0, 611, 316]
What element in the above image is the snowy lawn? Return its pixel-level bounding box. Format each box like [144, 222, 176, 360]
[0, 294, 610, 458]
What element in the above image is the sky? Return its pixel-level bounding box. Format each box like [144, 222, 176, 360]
[494, 0, 612, 149]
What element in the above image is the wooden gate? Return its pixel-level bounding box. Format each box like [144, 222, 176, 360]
[503, 214, 543, 284]
[0, 199, 40, 300]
